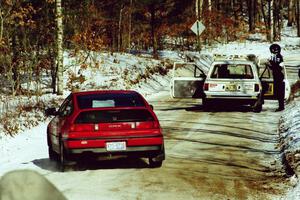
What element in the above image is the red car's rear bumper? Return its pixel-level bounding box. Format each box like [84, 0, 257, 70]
[64, 136, 163, 149]
[62, 136, 165, 161]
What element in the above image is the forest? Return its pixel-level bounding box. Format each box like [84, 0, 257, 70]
[0, 0, 299, 96]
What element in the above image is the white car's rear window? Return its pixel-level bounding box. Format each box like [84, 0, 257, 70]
[210, 64, 254, 79]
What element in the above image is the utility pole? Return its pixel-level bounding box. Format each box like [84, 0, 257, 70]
[56, 0, 64, 95]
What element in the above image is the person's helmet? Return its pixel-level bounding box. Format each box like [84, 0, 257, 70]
[269, 43, 281, 54]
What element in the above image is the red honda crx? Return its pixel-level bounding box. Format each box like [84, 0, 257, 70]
[46, 90, 165, 170]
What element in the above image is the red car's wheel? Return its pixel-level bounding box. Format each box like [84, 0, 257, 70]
[48, 147, 58, 161]
[47, 133, 58, 161]
[59, 141, 66, 172]
[149, 158, 163, 168]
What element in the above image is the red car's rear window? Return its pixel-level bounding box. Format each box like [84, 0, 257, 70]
[75, 109, 154, 124]
[76, 93, 146, 109]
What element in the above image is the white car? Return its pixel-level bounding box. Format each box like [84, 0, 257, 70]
[203, 58, 261, 110]
[170, 55, 290, 112]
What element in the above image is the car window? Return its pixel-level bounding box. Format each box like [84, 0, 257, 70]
[75, 109, 154, 124]
[174, 64, 195, 77]
[210, 64, 254, 79]
[76, 93, 145, 109]
[58, 95, 73, 117]
[174, 63, 205, 78]
[259, 66, 273, 78]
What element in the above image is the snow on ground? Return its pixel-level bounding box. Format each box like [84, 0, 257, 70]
[0, 122, 53, 180]
[63, 51, 180, 99]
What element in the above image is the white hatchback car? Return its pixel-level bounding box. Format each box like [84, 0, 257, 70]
[203, 56, 261, 109]
[203, 55, 290, 111]
[170, 54, 290, 112]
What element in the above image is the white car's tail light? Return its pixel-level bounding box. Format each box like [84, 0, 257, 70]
[204, 83, 209, 91]
[254, 84, 260, 92]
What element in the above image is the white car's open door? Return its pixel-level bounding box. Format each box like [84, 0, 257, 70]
[259, 64, 291, 100]
[170, 62, 206, 98]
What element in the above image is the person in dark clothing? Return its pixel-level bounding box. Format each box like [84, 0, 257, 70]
[268, 43, 285, 111]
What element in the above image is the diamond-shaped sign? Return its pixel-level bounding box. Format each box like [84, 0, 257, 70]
[190, 20, 205, 36]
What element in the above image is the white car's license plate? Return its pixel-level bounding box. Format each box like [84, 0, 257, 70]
[106, 142, 126, 151]
[226, 84, 237, 91]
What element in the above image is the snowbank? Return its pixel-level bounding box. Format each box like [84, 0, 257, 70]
[279, 97, 300, 199]
[279, 100, 300, 174]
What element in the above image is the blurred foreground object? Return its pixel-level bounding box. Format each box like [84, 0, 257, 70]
[0, 170, 67, 200]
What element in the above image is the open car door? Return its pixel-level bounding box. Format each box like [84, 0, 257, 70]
[170, 62, 206, 98]
[259, 64, 290, 100]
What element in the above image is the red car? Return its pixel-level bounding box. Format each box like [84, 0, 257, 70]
[46, 90, 165, 170]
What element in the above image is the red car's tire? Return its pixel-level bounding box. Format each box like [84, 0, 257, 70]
[59, 141, 66, 172]
[149, 158, 163, 168]
[48, 147, 59, 161]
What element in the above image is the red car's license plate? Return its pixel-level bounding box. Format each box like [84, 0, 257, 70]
[106, 142, 126, 151]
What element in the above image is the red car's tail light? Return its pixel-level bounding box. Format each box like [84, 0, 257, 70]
[135, 121, 160, 129]
[254, 84, 260, 92]
[70, 124, 94, 132]
[204, 83, 209, 91]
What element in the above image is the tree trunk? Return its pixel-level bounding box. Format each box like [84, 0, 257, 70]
[50, 48, 57, 94]
[272, 0, 282, 41]
[0, 10, 3, 41]
[11, 34, 21, 95]
[260, 0, 270, 40]
[288, 0, 295, 26]
[273, 0, 278, 41]
[297, 0, 300, 36]
[118, 6, 124, 52]
[269, 0, 274, 42]
[208, 0, 212, 45]
[56, 0, 64, 95]
[247, 0, 255, 32]
[150, 4, 158, 59]
[128, 0, 132, 50]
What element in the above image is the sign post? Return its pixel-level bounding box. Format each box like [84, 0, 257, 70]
[190, 20, 205, 51]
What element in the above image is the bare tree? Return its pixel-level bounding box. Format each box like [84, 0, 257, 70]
[297, 0, 300, 36]
[118, 5, 124, 52]
[247, 0, 256, 32]
[56, 0, 64, 95]
[128, 0, 133, 50]
[288, 0, 295, 26]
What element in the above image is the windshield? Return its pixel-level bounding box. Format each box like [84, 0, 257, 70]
[210, 64, 254, 79]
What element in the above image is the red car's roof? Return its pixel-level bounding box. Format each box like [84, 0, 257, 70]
[72, 90, 139, 96]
